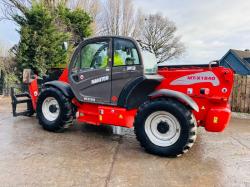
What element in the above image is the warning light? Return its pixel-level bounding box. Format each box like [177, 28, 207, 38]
[213, 117, 218, 124]
[118, 114, 123, 119]
[99, 115, 103, 121]
[111, 96, 118, 102]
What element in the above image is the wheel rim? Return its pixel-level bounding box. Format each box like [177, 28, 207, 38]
[42, 97, 60, 121]
[145, 111, 181, 147]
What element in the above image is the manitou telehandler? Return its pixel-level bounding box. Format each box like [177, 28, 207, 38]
[11, 36, 234, 157]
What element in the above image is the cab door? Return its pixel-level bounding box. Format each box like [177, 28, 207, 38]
[68, 38, 112, 104]
[111, 38, 144, 104]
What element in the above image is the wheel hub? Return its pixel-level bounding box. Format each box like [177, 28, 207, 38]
[42, 97, 60, 122]
[157, 121, 170, 134]
[49, 105, 58, 113]
[145, 111, 181, 147]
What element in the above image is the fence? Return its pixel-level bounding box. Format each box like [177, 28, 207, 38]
[231, 74, 250, 113]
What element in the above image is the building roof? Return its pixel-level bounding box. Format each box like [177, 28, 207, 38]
[231, 49, 250, 59]
[230, 49, 250, 71]
[225, 49, 250, 71]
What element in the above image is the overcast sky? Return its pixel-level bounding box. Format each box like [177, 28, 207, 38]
[134, 0, 250, 64]
[1, 0, 250, 64]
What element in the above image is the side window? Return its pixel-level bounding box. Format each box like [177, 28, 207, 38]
[113, 39, 140, 67]
[80, 41, 109, 70]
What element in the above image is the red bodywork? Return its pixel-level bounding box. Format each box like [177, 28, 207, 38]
[30, 66, 234, 133]
[28, 76, 39, 110]
[157, 66, 233, 132]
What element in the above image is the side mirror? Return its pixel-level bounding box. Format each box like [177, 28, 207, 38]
[23, 69, 32, 84]
[63, 42, 68, 51]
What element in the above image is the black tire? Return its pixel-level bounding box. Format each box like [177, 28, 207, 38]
[27, 110, 35, 117]
[134, 98, 197, 157]
[36, 87, 73, 132]
[27, 100, 35, 117]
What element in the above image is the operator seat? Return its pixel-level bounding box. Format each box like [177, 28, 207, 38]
[100, 51, 124, 68]
[114, 52, 124, 66]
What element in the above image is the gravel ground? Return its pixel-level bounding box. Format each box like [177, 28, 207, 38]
[0, 97, 250, 187]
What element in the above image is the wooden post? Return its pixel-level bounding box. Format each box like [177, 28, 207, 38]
[230, 74, 250, 113]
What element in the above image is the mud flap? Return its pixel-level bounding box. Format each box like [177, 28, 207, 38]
[11, 87, 34, 117]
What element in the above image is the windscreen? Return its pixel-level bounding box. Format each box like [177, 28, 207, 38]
[137, 41, 158, 75]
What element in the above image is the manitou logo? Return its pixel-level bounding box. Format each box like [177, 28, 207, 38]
[91, 76, 109, 85]
[170, 71, 220, 86]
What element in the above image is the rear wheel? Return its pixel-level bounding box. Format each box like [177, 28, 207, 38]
[37, 87, 73, 132]
[134, 99, 197, 157]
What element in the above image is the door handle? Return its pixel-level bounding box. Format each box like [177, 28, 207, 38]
[71, 74, 79, 82]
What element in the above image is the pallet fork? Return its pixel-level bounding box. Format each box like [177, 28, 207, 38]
[11, 69, 39, 117]
[10, 87, 34, 117]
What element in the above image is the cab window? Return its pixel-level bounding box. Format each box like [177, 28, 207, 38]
[71, 53, 81, 74]
[113, 39, 140, 67]
[78, 41, 109, 70]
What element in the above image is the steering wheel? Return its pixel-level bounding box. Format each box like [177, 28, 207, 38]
[90, 56, 100, 69]
[90, 44, 108, 69]
[125, 57, 135, 65]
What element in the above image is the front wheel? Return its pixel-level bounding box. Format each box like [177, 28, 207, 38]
[36, 87, 73, 132]
[134, 99, 197, 157]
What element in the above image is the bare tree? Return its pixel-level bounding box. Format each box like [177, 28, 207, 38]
[0, 0, 83, 21]
[0, 0, 30, 21]
[130, 9, 145, 38]
[68, 0, 100, 18]
[0, 41, 10, 57]
[1, 0, 185, 63]
[97, 2, 184, 62]
[1, 0, 101, 35]
[68, 0, 101, 35]
[0, 0, 66, 21]
[97, 0, 141, 37]
[140, 13, 185, 63]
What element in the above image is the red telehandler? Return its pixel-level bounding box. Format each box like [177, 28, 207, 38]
[11, 36, 234, 157]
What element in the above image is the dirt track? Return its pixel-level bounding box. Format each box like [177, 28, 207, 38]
[0, 97, 250, 187]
